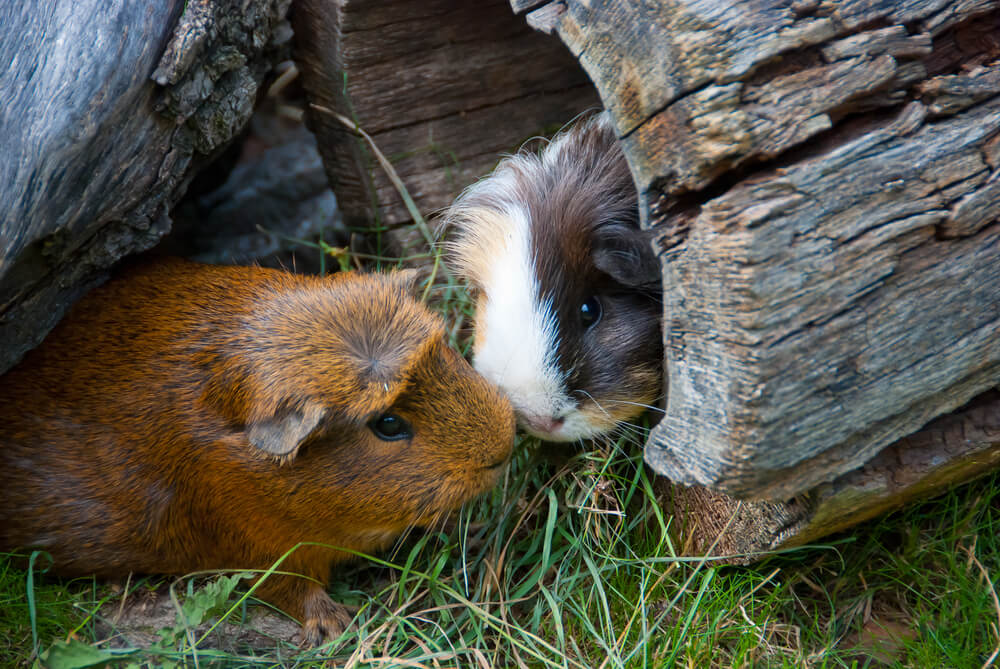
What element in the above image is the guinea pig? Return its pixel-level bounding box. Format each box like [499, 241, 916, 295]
[0, 258, 514, 645]
[443, 112, 663, 442]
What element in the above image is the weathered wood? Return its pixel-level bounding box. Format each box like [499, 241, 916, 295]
[293, 0, 600, 252]
[527, 0, 1000, 499]
[0, 0, 293, 375]
[526, 3, 567, 33]
[650, 98, 1000, 499]
[660, 388, 1000, 559]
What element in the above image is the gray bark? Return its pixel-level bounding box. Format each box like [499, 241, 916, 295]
[0, 0, 292, 374]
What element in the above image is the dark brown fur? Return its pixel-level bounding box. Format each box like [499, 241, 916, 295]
[0, 258, 514, 644]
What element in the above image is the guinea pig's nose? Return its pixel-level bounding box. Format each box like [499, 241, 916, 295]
[521, 414, 565, 438]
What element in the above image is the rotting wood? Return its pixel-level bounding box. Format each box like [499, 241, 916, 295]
[293, 0, 600, 254]
[0, 0, 293, 376]
[658, 388, 1000, 560]
[516, 0, 1000, 499]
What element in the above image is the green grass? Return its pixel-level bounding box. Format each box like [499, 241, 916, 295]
[0, 555, 94, 664]
[3, 441, 999, 667]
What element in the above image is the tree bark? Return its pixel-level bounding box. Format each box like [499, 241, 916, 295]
[0, 0, 293, 375]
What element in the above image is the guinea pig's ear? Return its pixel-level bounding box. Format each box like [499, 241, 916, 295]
[385, 268, 424, 299]
[592, 224, 662, 288]
[246, 402, 327, 461]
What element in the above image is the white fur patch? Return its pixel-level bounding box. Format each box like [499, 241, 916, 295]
[471, 204, 571, 424]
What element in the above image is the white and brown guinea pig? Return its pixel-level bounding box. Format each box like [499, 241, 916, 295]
[444, 112, 663, 442]
[0, 258, 515, 645]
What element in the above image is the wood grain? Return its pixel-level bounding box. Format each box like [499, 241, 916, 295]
[0, 0, 293, 375]
[649, 99, 1000, 498]
[293, 0, 600, 253]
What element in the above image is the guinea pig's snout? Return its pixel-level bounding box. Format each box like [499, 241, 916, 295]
[517, 404, 602, 442]
[521, 413, 565, 437]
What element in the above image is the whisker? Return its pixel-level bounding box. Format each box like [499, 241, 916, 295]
[610, 430, 643, 449]
[388, 492, 444, 562]
[590, 433, 611, 453]
[388, 523, 417, 562]
[598, 398, 666, 414]
[572, 388, 614, 422]
[608, 421, 650, 450]
[616, 420, 651, 433]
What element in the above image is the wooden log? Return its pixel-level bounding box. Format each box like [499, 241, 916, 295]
[0, 0, 293, 375]
[521, 0, 1000, 499]
[292, 0, 601, 253]
[659, 388, 1000, 559]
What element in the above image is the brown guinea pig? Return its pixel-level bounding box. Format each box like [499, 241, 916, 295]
[443, 112, 663, 442]
[0, 258, 514, 645]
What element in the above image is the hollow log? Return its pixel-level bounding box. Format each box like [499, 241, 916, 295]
[291, 0, 601, 253]
[0, 0, 293, 375]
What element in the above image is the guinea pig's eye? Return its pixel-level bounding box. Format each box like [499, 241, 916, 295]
[369, 413, 412, 441]
[580, 296, 602, 328]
